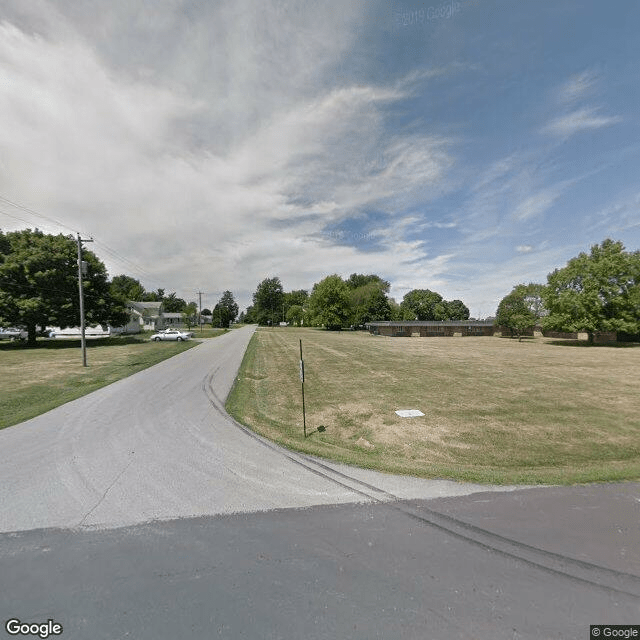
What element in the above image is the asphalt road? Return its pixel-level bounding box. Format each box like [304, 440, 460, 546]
[1, 325, 638, 639]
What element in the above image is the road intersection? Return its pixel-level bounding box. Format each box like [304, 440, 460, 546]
[1, 325, 638, 639]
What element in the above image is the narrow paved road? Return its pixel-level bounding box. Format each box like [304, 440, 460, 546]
[0, 325, 518, 533]
[1, 325, 638, 639]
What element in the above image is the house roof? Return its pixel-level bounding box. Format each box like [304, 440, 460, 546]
[128, 301, 163, 315]
[365, 320, 494, 327]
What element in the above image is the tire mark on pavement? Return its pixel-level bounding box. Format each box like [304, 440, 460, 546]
[203, 369, 640, 599]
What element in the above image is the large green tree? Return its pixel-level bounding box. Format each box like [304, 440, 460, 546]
[218, 290, 239, 323]
[348, 279, 392, 325]
[252, 277, 284, 325]
[162, 292, 187, 313]
[496, 289, 535, 340]
[400, 289, 447, 321]
[444, 299, 470, 321]
[346, 273, 390, 292]
[0, 229, 128, 345]
[308, 275, 351, 330]
[182, 302, 198, 328]
[542, 239, 640, 343]
[110, 275, 146, 301]
[400, 289, 471, 321]
[495, 283, 546, 340]
[285, 304, 304, 326]
[283, 289, 308, 321]
[142, 288, 165, 302]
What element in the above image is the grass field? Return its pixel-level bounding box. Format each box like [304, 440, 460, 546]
[0, 330, 225, 429]
[226, 328, 640, 485]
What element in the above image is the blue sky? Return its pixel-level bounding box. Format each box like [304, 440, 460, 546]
[0, 0, 638, 316]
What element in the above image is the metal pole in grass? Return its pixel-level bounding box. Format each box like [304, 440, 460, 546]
[299, 339, 306, 438]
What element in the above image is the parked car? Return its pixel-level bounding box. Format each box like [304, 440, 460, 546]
[0, 327, 28, 341]
[150, 329, 194, 342]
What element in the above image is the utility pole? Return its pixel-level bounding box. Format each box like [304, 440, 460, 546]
[77, 234, 93, 367]
[197, 290, 203, 332]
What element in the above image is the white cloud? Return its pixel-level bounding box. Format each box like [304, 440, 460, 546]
[516, 245, 533, 253]
[0, 5, 460, 312]
[512, 187, 562, 221]
[542, 107, 622, 138]
[558, 69, 597, 104]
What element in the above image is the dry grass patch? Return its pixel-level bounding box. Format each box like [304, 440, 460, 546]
[0, 336, 201, 428]
[226, 328, 640, 484]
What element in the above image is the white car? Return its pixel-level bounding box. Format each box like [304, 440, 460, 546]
[150, 329, 194, 342]
[0, 327, 28, 341]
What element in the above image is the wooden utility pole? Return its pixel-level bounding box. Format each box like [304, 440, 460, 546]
[77, 234, 93, 367]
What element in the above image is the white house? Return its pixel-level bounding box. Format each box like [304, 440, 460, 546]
[47, 301, 166, 337]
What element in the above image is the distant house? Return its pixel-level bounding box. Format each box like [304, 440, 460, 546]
[127, 301, 164, 331]
[162, 312, 186, 327]
[366, 320, 496, 337]
[47, 324, 113, 338]
[46, 301, 198, 337]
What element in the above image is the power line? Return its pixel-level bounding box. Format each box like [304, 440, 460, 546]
[0, 194, 164, 287]
[0, 195, 80, 235]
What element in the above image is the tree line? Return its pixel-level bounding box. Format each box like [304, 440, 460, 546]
[1, 229, 637, 345]
[242, 273, 470, 329]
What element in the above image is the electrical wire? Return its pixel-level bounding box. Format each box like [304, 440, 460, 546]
[0, 194, 165, 289]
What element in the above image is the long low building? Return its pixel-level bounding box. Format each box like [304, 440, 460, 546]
[366, 320, 496, 337]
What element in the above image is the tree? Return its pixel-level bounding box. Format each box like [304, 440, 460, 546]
[162, 292, 187, 313]
[349, 281, 392, 325]
[212, 302, 231, 328]
[181, 302, 198, 328]
[283, 289, 308, 321]
[201, 308, 212, 316]
[542, 239, 640, 343]
[496, 288, 536, 340]
[400, 289, 447, 321]
[388, 297, 403, 321]
[286, 304, 304, 326]
[252, 277, 284, 326]
[0, 229, 128, 345]
[143, 288, 165, 302]
[444, 299, 470, 321]
[308, 275, 351, 330]
[346, 273, 390, 292]
[242, 306, 255, 323]
[110, 275, 146, 301]
[218, 291, 239, 323]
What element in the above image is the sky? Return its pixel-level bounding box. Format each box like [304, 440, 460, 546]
[0, 0, 638, 317]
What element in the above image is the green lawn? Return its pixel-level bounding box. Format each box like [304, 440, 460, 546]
[226, 328, 640, 485]
[0, 331, 223, 429]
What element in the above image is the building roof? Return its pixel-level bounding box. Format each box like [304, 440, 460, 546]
[365, 320, 494, 327]
[128, 301, 163, 315]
